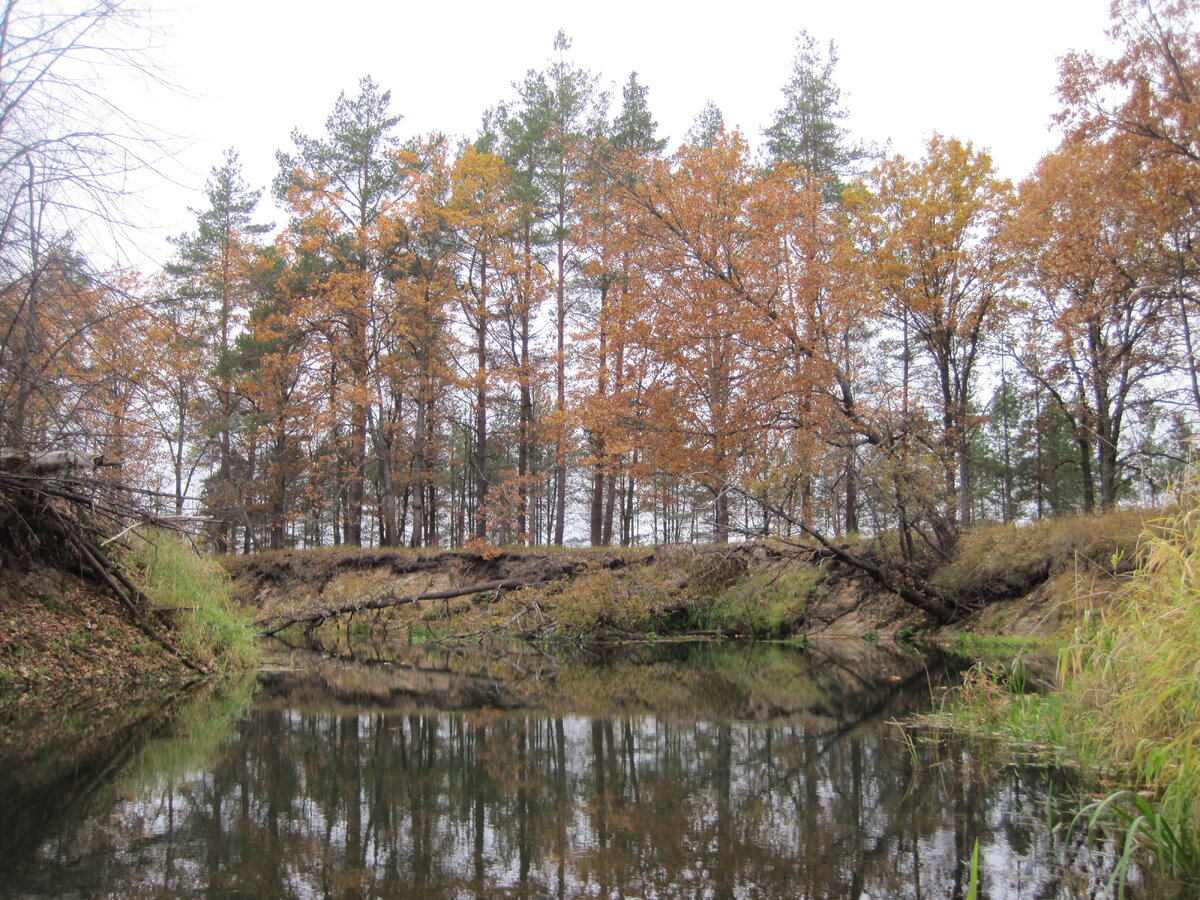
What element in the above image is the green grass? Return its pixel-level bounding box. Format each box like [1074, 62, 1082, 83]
[691, 566, 823, 637]
[945, 633, 1047, 659]
[933, 662, 1074, 755]
[129, 530, 259, 674]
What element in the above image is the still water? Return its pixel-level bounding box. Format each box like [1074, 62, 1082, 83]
[0, 639, 1126, 898]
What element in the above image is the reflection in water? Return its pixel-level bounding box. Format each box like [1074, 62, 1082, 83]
[1, 641, 1124, 898]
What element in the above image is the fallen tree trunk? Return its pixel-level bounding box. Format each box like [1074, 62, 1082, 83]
[724, 486, 966, 626]
[255, 577, 555, 637]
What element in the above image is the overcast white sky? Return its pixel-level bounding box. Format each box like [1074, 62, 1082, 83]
[113, 0, 1117, 267]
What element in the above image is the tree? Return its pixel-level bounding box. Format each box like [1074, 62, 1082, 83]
[764, 30, 872, 202]
[1057, 0, 1200, 425]
[0, 0, 160, 448]
[1058, 0, 1200, 172]
[1007, 137, 1174, 510]
[685, 102, 724, 149]
[232, 248, 319, 550]
[274, 76, 405, 546]
[384, 136, 460, 548]
[576, 71, 667, 545]
[447, 145, 520, 544]
[853, 135, 1015, 530]
[164, 149, 270, 549]
[594, 131, 825, 543]
[611, 72, 668, 155]
[487, 33, 601, 544]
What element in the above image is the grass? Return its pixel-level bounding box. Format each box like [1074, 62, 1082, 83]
[938, 487, 1200, 894]
[547, 568, 663, 636]
[945, 633, 1047, 658]
[129, 530, 259, 675]
[692, 566, 823, 637]
[931, 509, 1149, 606]
[1058, 490, 1200, 891]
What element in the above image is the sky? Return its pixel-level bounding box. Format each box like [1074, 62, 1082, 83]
[109, 0, 1118, 267]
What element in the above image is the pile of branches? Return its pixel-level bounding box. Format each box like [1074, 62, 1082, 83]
[0, 449, 208, 674]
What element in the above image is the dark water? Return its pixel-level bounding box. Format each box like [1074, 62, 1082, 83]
[0, 639, 1128, 898]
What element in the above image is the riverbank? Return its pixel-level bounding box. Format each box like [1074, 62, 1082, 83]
[0, 530, 259, 726]
[930, 494, 1200, 895]
[226, 508, 1150, 645]
[3, 504, 1188, 894]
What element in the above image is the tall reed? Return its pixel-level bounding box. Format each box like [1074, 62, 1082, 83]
[1061, 480, 1200, 887]
[130, 530, 258, 674]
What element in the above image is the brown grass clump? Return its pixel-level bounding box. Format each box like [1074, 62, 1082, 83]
[931, 509, 1150, 606]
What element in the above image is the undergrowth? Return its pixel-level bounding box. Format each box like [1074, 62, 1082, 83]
[129, 530, 258, 674]
[1060, 487, 1200, 893]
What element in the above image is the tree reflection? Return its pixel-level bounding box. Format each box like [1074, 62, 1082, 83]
[5, 642, 1123, 898]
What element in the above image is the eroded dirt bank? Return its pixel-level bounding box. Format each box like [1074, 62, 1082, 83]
[223, 522, 1139, 642]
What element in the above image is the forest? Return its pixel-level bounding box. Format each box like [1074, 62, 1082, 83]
[1, 0, 1197, 560]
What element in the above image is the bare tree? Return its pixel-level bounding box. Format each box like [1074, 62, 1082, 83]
[0, 0, 160, 447]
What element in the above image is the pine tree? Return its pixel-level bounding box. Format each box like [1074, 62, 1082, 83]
[764, 31, 872, 202]
[611, 72, 667, 154]
[164, 148, 270, 551]
[490, 32, 600, 544]
[273, 76, 405, 546]
[685, 101, 724, 149]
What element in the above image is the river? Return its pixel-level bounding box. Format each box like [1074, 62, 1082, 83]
[0, 638, 1134, 898]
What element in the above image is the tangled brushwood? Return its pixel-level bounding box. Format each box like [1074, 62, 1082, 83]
[0, 451, 210, 675]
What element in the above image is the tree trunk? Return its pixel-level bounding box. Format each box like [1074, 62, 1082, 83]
[553, 195, 567, 546]
[472, 269, 489, 541]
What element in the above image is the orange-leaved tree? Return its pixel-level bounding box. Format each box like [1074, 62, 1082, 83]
[851, 135, 1015, 533]
[1006, 136, 1176, 511]
[595, 130, 827, 543]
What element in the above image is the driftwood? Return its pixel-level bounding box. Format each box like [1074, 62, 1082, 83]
[255, 577, 556, 637]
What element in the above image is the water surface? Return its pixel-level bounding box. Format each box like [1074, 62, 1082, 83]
[0, 639, 1126, 898]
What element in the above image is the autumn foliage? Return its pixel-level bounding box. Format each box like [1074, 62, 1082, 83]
[4, 2, 1199, 577]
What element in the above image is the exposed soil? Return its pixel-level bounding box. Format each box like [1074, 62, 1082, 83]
[224, 546, 642, 618]
[221, 541, 1122, 642]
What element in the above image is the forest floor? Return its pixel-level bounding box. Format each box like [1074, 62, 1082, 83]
[0, 565, 201, 815]
[0, 569, 195, 705]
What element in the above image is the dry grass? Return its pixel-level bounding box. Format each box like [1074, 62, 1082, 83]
[932, 509, 1151, 606]
[941, 497, 1200, 892]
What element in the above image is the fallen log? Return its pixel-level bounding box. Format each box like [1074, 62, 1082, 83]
[256, 576, 555, 637]
[0, 448, 120, 475]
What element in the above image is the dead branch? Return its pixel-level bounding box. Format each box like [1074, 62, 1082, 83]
[0, 460, 212, 675]
[255, 577, 558, 637]
[47, 503, 209, 675]
[724, 487, 965, 625]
